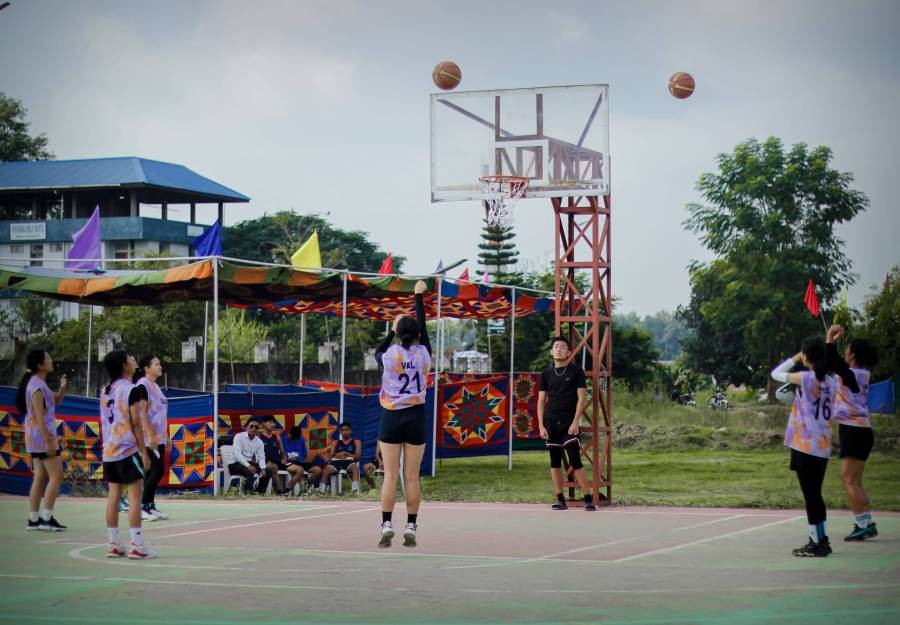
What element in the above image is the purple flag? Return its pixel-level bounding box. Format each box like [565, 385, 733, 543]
[65, 205, 101, 270]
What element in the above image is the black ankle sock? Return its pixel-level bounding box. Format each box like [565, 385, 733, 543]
[382, 511, 392, 524]
[584, 494, 592, 503]
[407, 514, 418, 525]
[556, 493, 565, 503]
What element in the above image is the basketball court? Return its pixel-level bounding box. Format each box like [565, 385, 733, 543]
[1, 497, 898, 624]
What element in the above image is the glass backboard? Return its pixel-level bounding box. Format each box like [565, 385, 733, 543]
[430, 84, 609, 202]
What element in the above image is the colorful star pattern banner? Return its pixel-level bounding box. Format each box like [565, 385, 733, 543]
[218, 407, 338, 462]
[168, 419, 214, 485]
[437, 377, 509, 457]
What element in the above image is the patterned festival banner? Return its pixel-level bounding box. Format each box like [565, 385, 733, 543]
[436, 376, 510, 458]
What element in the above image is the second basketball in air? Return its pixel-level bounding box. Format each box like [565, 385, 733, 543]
[433, 61, 462, 90]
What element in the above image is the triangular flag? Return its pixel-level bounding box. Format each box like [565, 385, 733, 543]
[193, 220, 222, 257]
[291, 231, 322, 269]
[378, 253, 394, 275]
[65, 205, 101, 270]
[458, 268, 469, 281]
[480, 271, 490, 285]
[804, 278, 821, 317]
[434, 259, 444, 274]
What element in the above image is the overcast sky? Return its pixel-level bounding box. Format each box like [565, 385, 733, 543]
[2, 0, 897, 316]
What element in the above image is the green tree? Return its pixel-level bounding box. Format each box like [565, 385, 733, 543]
[680, 137, 868, 395]
[0, 93, 53, 162]
[859, 266, 899, 381]
[477, 221, 519, 282]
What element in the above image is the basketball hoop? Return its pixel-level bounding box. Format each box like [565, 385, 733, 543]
[479, 175, 528, 231]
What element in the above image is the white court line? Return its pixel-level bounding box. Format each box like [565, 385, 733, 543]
[0, 572, 897, 597]
[612, 515, 804, 562]
[135, 505, 335, 531]
[156, 506, 380, 539]
[444, 515, 745, 571]
[423, 505, 793, 518]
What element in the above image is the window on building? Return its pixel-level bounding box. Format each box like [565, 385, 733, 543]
[30, 244, 44, 267]
[114, 242, 131, 260]
[50, 242, 63, 252]
[10, 244, 24, 254]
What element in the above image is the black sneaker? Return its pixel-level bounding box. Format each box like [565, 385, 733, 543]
[844, 523, 878, 542]
[26, 519, 41, 531]
[584, 500, 597, 511]
[551, 500, 568, 510]
[792, 536, 831, 557]
[38, 517, 67, 532]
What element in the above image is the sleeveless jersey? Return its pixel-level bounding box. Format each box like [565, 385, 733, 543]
[335, 438, 355, 456]
[379, 344, 431, 410]
[136, 377, 168, 446]
[260, 432, 281, 462]
[833, 368, 871, 428]
[24, 375, 56, 453]
[100, 379, 140, 462]
[783, 371, 836, 459]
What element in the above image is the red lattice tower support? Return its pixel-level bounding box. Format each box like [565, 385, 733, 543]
[552, 193, 612, 506]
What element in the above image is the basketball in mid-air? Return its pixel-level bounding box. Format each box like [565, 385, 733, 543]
[668, 72, 695, 99]
[433, 61, 462, 90]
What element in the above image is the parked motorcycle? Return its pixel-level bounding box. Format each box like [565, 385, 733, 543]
[677, 391, 697, 407]
[707, 389, 730, 411]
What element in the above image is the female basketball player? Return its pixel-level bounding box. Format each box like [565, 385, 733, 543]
[825, 325, 880, 541]
[771, 337, 836, 557]
[375, 280, 431, 548]
[17, 349, 67, 531]
[134, 355, 171, 521]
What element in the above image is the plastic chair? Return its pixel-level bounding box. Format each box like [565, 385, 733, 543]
[216, 445, 242, 495]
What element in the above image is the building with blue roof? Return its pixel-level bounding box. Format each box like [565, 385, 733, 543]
[0, 156, 249, 324]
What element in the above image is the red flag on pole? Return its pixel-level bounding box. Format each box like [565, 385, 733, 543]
[378, 253, 393, 275]
[804, 278, 821, 317]
[458, 268, 469, 281]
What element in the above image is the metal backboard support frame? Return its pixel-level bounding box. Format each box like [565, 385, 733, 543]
[429, 83, 612, 506]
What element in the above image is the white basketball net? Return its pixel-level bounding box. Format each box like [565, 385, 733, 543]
[479, 176, 528, 231]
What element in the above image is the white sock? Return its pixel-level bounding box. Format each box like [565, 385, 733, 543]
[855, 513, 871, 528]
[107, 528, 119, 544]
[319, 483, 326, 493]
[40, 509, 52, 522]
[28, 512, 39, 523]
[352, 481, 359, 490]
[130, 528, 143, 546]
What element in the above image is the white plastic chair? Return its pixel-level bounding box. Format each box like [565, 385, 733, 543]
[265, 469, 292, 496]
[217, 445, 242, 495]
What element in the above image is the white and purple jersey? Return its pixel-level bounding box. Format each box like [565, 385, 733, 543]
[379, 344, 431, 410]
[136, 377, 168, 446]
[834, 368, 871, 428]
[784, 371, 836, 459]
[100, 379, 140, 462]
[24, 375, 56, 453]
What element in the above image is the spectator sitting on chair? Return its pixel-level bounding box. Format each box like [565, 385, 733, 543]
[259, 415, 297, 495]
[324, 423, 364, 494]
[281, 425, 322, 493]
[229, 420, 269, 494]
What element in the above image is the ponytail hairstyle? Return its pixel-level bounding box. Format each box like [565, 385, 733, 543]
[396, 317, 420, 348]
[133, 354, 160, 383]
[103, 349, 130, 395]
[800, 337, 828, 381]
[15, 349, 48, 414]
[848, 338, 879, 371]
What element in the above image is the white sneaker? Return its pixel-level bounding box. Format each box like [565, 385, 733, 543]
[378, 521, 394, 548]
[403, 523, 417, 547]
[141, 508, 157, 521]
[107, 542, 126, 558]
[127, 542, 158, 559]
[150, 505, 169, 520]
[351, 487, 360, 494]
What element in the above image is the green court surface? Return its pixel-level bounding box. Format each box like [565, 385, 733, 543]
[0, 496, 898, 625]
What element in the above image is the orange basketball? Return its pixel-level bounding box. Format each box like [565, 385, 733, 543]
[668, 72, 695, 99]
[433, 61, 462, 90]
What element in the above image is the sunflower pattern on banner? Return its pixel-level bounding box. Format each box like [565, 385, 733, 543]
[511, 373, 541, 440]
[437, 377, 509, 458]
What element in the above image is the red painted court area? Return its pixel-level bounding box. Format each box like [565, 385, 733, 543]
[1, 498, 899, 625]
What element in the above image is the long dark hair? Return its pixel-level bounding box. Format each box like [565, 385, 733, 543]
[801, 337, 829, 381]
[397, 317, 419, 348]
[103, 349, 130, 395]
[133, 354, 160, 383]
[15, 349, 48, 414]
[848, 338, 879, 370]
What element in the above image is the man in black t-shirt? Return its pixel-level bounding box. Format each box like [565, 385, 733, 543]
[538, 336, 596, 511]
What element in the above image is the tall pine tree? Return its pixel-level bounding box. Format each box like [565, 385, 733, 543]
[476, 219, 519, 283]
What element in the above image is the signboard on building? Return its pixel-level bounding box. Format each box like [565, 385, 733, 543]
[487, 319, 506, 335]
[186, 225, 204, 237]
[10, 223, 47, 241]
